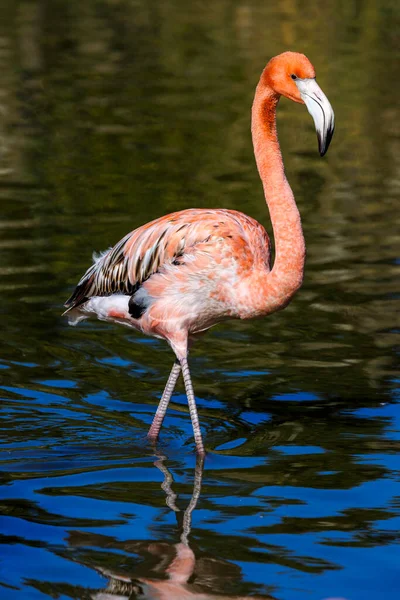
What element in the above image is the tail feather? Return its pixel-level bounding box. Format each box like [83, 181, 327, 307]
[64, 273, 95, 311]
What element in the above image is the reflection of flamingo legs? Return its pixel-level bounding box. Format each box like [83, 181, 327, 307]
[181, 454, 204, 545]
[154, 452, 180, 512]
[154, 452, 204, 537]
[153, 453, 204, 585]
[154, 454, 204, 585]
[91, 454, 273, 599]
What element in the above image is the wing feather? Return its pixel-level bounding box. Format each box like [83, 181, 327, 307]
[64, 211, 215, 311]
[64, 208, 270, 313]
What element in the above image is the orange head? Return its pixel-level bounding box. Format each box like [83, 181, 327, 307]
[264, 52, 315, 103]
[263, 52, 334, 156]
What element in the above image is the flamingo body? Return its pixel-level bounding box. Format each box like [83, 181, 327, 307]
[65, 52, 334, 454]
[65, 208, 273, 357]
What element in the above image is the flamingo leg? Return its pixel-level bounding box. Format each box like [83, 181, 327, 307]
[148, 360, 181, 441]
[180, 357, 205, 455]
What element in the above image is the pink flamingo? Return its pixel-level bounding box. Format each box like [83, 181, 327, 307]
[64, 52, 334, 455]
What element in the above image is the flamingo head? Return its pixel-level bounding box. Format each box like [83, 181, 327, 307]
[265, 51, 335, 156]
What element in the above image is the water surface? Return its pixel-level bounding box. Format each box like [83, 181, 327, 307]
[1, 1, 399, 599]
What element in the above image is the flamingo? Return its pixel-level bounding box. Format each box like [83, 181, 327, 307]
[64, 52, 334, 456]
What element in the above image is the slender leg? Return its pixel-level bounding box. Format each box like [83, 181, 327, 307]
[180, 357, 205, 455]
[148, 360, 181, 441]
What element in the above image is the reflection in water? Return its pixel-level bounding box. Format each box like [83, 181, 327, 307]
[77, 455, 272, 600]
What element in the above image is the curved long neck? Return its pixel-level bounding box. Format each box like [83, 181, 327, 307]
[252, 78, 305, 308]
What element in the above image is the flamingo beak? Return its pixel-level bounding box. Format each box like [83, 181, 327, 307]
[295, 78, 335, 156]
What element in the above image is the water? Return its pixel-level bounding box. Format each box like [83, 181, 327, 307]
[0, 0, 399, 598]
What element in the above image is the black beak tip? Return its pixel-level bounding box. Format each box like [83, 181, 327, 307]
[319, 123, 335, 157]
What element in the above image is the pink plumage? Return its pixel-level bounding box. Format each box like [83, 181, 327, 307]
[64, 52, 334, 454]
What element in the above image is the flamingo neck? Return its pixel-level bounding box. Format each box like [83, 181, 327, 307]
[251, 77, 305, 310]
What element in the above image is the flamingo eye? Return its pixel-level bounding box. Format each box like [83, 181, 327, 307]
[291, 74, 298, 80]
